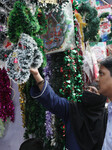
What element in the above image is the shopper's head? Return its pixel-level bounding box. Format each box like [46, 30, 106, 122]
[19, 138, 44, 150]
[96, 56, 112, 98]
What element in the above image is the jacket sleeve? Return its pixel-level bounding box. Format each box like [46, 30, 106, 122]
[30, 81, 69, 121]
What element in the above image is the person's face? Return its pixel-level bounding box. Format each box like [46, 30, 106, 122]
[96, 65, 112, 98]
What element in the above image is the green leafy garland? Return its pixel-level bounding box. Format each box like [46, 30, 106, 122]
[8, 1, 47, 67]
[47, 52, 66, 150]
[35, 7, 48, 35]
[23, 74, 46, 140]
[78, 2, 100, 42]
[8, 1, 40, 43]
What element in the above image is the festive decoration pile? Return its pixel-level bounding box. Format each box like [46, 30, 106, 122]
[6, 33, 43, 84]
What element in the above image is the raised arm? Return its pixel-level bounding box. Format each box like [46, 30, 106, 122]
[30, 68, 69, 121]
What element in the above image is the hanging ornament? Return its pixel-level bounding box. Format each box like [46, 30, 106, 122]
[6, 33, 43, 84]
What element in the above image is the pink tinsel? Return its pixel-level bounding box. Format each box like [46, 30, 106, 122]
[0, 68, 14, 122]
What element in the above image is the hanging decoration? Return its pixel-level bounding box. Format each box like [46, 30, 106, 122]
[18, 84, 26, 127]
[7, 0, 48, 67]
[7, 1, 40, 43]
[59, 0, 83, 102]
[23, 74, 46, 141]
[41, 2, 75, 54]
[99, 12, 112, 41]
[0, 7, 7, 47]
[78, 2, 100, 42]
[0, 67, 14, 122]
[6, 33, 43, 84]
[47, 52, 66, 149]
[0, 0, 16, 11]
[35, 7, 48, 35]
[74, 11, 87, 50]
[43, 55, 53, 139]
[32, 0, 69, 14]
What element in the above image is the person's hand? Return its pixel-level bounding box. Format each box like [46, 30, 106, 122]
[30, 67, 39, 76]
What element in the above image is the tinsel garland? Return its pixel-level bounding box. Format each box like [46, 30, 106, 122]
[6, 33, 43, 84]
[59, 0, 83, 103]
[0, 48, 12, 61]
[77, 2, 100, 42]
[47, 52, 66, 149]
[8, 1, 40, 43]
[23, 74, 46, 141]
[0, 67, 14, 122]
[18, 84, 26, 127]
[35, 7, 48, 35]
[7, 1, 48, 67]
[43, 55, 53, 139]
[45, 111, 53, 138]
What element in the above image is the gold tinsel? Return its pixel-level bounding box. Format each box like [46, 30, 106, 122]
[75, 12, 87, 51]
[18, 84, 26, 127]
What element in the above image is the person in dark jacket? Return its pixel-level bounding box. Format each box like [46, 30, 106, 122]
[30, 61, 108, 150]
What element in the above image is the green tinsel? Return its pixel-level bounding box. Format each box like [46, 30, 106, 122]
[99, 12, 109, 19]
[47, 52, 66, 150]
[78, 2, 100, 42]
[23, 73, 46, 140]
[7, 1, 48, 66]
[35, 7, 48, 35]
[8, 1, 40, 43]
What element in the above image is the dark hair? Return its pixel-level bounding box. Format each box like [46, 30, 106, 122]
[100, 56, 112, 76]
[19, 138, 44, 150]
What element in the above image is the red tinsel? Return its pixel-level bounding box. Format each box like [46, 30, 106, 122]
[0, 68, 14, 122]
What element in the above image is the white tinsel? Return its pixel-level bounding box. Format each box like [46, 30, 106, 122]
[6, 33, 43, 84]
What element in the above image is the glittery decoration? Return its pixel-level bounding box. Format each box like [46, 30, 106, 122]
[43, 55, 53, 139]
[0, 67, 14, 122]
[18, 84, 26, 127]
[58, 2, 84, 103]
[23, 75, 46, 140]
[6, 33, 43, 84]
[45, 111, 53, 138]
[46, 52, 66, 149]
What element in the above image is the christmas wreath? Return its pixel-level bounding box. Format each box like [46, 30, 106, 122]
[78, 3, 100, 42]
[6, 33, 43, 84]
